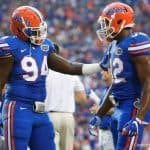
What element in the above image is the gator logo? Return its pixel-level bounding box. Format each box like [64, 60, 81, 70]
[14, 15, 30, 26]
[41, 45, 49, 51]
[106, 7, 127, 15]
[115, 48, 123, 55]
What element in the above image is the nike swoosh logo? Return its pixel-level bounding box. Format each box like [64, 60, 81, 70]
[20, 49, 27, 53]
[20, 107, 27, 110]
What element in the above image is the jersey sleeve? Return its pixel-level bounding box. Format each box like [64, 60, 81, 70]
[0, 37, 12, 58]
[45, 39, 57, 55]
[128, 32, 150, 57]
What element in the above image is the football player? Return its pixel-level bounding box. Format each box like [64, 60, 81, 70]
[93, 2, 150, 150]
[0, 6, 102, 150]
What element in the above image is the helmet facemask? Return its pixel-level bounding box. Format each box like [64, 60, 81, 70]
[22, 17, 47, 45]
[96, 16, 118, 41]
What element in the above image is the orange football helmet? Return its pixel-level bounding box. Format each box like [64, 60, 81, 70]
[10, 6, 47, 45]
[96, 2, 135, 41]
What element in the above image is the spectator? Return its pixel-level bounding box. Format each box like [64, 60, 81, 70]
[45, 46, 87, 150]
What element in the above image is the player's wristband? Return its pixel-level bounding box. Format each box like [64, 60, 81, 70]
[82, 63, 101, 75]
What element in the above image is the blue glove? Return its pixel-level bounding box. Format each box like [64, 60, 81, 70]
[122, 118, 149, 137]
[122, 118, 140, 137]
[88, 115, 101, 136]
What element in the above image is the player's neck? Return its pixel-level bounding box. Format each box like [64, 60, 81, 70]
[115, 28, 132, 43]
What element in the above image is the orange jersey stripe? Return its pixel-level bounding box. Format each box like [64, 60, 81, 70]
[4, 102, 9, 150]
[10, 101, 16, 150]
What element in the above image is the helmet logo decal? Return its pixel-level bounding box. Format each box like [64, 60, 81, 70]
[14, 15, 22, 22]
[106, 7, 127, 15]
[14, 15, 30, 27]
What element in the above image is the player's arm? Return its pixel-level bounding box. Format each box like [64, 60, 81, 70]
[95, 49, 113, 116]
[47, 52, 101, 75]
[96, 85, 114, 116]
[132, 55, 150, 120]
[96, 94, 114, 116]
[0, 56, 14, 101]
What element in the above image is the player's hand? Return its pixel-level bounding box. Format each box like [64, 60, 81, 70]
[88, 115, 101, 136]
[122, 118, 149, 137]
[122, 118, 139, 137]
[99, 115, 111, 129]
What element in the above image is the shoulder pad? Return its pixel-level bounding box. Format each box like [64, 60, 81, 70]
[128, 32, 150, 56]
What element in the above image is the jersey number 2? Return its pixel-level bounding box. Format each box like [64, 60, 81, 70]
[112, 57, 123, 78]
[112, 57, 125, 83]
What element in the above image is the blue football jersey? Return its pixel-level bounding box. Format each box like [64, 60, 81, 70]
[100, 32, 150, 100]
[0, 36, 55, 103]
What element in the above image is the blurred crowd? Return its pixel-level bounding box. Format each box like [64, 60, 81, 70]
[0, 0, 150, 149]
